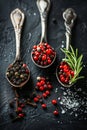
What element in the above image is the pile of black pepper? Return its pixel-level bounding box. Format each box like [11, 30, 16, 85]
[6, 60, 30, 86]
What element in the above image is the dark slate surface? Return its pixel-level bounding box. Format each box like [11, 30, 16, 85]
[0, 0, 87, 130]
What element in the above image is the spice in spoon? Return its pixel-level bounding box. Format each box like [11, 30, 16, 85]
[6, 59, 30, 86]
[32, 42, 56, 66]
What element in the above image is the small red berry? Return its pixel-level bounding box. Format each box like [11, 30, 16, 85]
[47, 84, 53, 90]
[23, 64, 27, 68]
[36, 82, 41, 87]
[42, 55, 47, 61]
[41, 77, 46, 81]
[64, 68, 69, 73]
[59, 74, 63, 78]
[45, 90, 50, 95]
[18, 113, 24, 118]
[17, 107, 22, 112]
[60, 61, 65, 66]
[47, 45, 51, 49]
[46, 49, 52, 55]
[67, 71, 71, 76]
[33, 56, 38, 61]
[63, 64, 68, 69]
[39, 86, 44, 91]
[47, 56, 50, 60]
[65, 79, 69, 83]
[40, 80, 45, 85]
[35, 51, 40, 56]
[47, 59, 52, 64]
[34, 97, 39, 102]
[59, 65, 63, 69]
[52, 99, 57, 105]
[33, 45, 37, 49]
[52, 52, 55, 55]
[44, 61, 47, 65]
[39, 44, 43, 49]
[20, 104, 25, 108]
[42, 93, 47, 98]
[26, 69, 29, 74]
[44, 43, 48, 46]
[44, 84, 48, 89]
[41, 104, 47, 109]
[32, 51, 35, 55]
[37, 95, 42, 99]
[53, 110, 59, 116]
[60, 76, 65, 82]
[47, 81, 50, 85]
[70, 70, 74, 77]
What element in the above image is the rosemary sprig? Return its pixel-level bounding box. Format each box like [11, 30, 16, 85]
[61, 45, 84, 84]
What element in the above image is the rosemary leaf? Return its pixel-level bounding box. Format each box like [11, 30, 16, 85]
[70, 45, 76, 58]
[70, 76, 84, 84]
[76, 54, 83, 72]
[61, 48, 76, 63]
[76, 48, 78, 58]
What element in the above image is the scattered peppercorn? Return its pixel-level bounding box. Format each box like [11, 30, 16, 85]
[53, 110, 59, 116]
[42, 93, 47, 98]
[34, 97, 39, 103]
[17, 107, 22, 112]
[41, 104, 47, 109]
[45, 90, 50, 95]
[18, 113, 25, 118]
[20, 103, 25, 108]
[52, 99, 57, 105]
[36, 76, 53, 92]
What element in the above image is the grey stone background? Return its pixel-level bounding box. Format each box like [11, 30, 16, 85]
[0, 0, 87, 130]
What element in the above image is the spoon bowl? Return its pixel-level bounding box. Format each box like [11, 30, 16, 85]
[6, 8, 30, 88]
[31, 42, 56, 68]
[56, 64, 73, 88]
[6, 59, 30, 88]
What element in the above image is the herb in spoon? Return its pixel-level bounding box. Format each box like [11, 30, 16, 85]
[6, 8, 30, 88]
[56, 8, 84, 87]
[31, 0, 56, 68]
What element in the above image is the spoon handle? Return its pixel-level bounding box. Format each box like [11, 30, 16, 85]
[37, 0, 50, 43]
[10, 8, 25, 60]
[63, 8, 77, 50]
